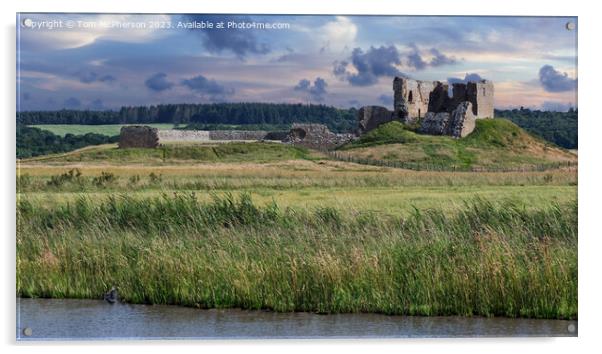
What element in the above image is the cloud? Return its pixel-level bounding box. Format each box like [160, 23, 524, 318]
[181, 74, 234, 98]
[319, 16, 357, 53]
[539, 65, 577, 92]
[145, 73, 174, 92]
[447, 73, 484, 84]
[429, 48, 457, 67]
[407, 44, 457, 70]
[77, 71, 116, 84]
[294, 77, 328, 102]
[378, 94, 393, 107]
[181, 15, 270, 59]
[334, 45, 406, 86]
[407, 44, 428, 70]
[63, 97, 81, 109]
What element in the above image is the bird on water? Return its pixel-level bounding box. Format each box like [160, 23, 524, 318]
[104, 287, 118, 304]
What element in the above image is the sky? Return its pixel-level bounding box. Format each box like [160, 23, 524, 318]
[17, 14, 578, 111]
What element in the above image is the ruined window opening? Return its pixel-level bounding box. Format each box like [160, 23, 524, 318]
[408, 91, 413, 103]
[418, 109, 421, 118]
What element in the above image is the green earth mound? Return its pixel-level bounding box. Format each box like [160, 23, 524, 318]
[338, 119, 576, 170]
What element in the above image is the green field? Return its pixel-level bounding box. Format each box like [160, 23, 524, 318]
[16, 126, 578, 319]
[29, 123, 177, 137]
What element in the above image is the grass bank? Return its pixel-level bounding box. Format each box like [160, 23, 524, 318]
[17, 193, 577, 319]
[20, 142, 316, 165]
[339, 120, 576, 170]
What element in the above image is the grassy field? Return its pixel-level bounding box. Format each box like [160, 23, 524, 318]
[30, 123, 176, 137]
[16, 139, 578, 319]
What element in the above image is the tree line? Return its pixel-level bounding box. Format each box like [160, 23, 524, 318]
[17, 103, 358, 133]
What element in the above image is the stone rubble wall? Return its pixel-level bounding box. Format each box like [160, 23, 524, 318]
[158, 130, 210, 142]
[284, 123, 354, 150]
[119, 126, 160, 148]
[418, 101, 476, 138]
[208, 130, 271, 141]
[357, 106, 394, 135]
[157, 129, 288, 143]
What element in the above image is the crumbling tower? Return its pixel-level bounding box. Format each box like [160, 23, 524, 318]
[394, 77, 494, 121]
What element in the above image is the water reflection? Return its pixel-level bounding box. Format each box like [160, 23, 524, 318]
[17, 298, 577, 340]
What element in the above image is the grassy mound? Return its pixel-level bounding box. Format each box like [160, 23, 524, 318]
[339, 119, 576, 169]
[22, 142, 314, 165]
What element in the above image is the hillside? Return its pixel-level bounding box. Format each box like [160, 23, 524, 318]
[19, 141, 318, 165]
[338, 119, 577, 170]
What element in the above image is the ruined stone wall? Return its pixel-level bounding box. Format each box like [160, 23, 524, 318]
[467, 80, 494, 118]
[119, 126, 159, 148]
[158, 129, 288, 143]
[418, 102, 476, 138]
[284, 123, 354, 150]
[394, 77, 494, 121]
[158, 130, 210, 142]
[357, 106, 394, 135]
[208, 130, 270, 141]
[393, 77, 435, 124]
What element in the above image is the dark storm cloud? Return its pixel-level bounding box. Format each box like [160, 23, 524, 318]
[181, 74, 234, 97]
[429, 48, 457, 67]
[378, 94, 393, 107]
[447, 73, 484, 84]
[144, 73, 174, 92]
[407, 44, 457, 70]
[63, 97, 81, 109]
[406, 44, 428, 70]
[180, 15, 270, 59]
[539, 65, 577, 92]
[333, 46, 406, 87]
[294, 77, 328, 102]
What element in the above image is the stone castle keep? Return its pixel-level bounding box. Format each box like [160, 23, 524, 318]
[359, 77, 494, 138]
[120, 77, 494, 149]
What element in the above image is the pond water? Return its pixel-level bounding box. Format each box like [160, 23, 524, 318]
[17, 298, 577, 340]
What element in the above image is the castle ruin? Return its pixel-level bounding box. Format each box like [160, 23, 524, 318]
[359, 77, 494, 138]
[119, 76, 494, 150]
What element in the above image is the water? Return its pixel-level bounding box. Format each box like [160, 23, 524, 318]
[17, 298, 577, 340]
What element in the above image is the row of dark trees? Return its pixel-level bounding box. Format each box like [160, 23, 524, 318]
[17, 103, 358, 133]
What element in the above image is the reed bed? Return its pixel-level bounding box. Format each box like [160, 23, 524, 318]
[17, 193, 577, 319]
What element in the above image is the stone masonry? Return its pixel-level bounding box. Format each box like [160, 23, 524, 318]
[119, 126, 159, 148]
[357, 105, 394, 135]
[394, 77, 494, 123]
[418, 101, 476, 138]
[358, 77, 494, 138]
[284, 123, 354, 150]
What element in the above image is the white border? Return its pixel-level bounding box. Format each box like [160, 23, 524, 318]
[3, 0, 600, 353]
